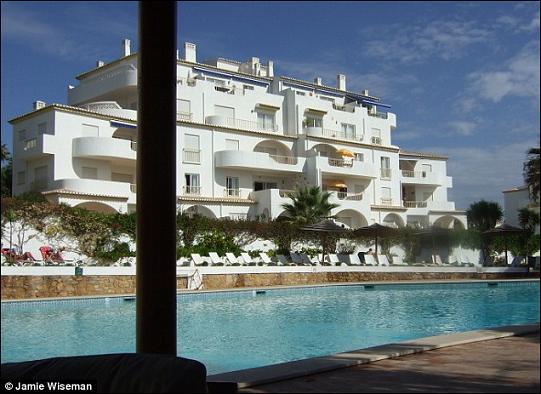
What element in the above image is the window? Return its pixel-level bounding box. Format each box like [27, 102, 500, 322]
[341, 123, 356, 139]
[176, 99, 191, 114]
[38, 122, 47, 135]
[380, 157, 391, 178]
[257, 112, 275, 131]
[354, 153, 364, 162]
[371, 128, 381, 144]
[225, 139, 239, 150]
[183, 134, 200, 163]
[185, 173, 200, 194]
[82, 124, 99, 137]
[422, 164, 432, 176]
[225, 176, 240, 197]
[82, 167, 98, 179]
[184, 134, 200, 150]
[254, 181, 278, 191]
[214, 105, 235, 119]
[243, 84, 254, 91]
[18, 129, 26, 141]
[111, 173, 133, 183]
[296, 91, 306, 96]
[17, 171, 25, 185]
[304, 115, 322, 128]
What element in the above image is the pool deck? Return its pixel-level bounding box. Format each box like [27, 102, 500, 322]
[208, 324, 540, 393]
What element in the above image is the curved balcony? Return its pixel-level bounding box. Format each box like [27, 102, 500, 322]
[48, 178, 134, 203]
[68, 64, 137, 106]
[308, 156, 376, 178]
[205, 115, 279, 132]
[80, 102, 137, 121]
[400, 170, 443, 186]
[215, 150, 305, 173]
[72, 137, 136, 163]
[303, 126, 361, 143]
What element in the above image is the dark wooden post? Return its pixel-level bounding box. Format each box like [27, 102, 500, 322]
[136, 0, 177, 355]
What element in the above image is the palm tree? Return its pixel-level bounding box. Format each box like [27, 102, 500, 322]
[518, 207, 540, 234]
[523, 147, 540, 202]
[281, 186, 340, 225]
[466, 200, 503, 232]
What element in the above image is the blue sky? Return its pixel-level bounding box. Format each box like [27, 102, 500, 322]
[1, 1, 539, 210]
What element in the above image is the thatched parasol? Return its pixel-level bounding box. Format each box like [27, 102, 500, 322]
[483, 224, 525, 265]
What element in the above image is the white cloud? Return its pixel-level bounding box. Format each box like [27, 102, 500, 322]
[423, 139, 538, 209]
[467, 40, 540, 103]
[447, 121, 477, 136]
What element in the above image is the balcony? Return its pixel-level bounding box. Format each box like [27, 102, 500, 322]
[183, 148, 201, 164]
[19, 134, 54, 159]
[380, 198, 393, 205]
[68, 64, 137, 106]
[205, 115, 278, 132]
[403, 200, 456, 211]
[177, 112, 192, 122]
[368, 112, 388, 119]
[335, 191, 363, 201]
[47, 178, 134, 203]
[224, 188, 241, 198]
[248, 188, 294, 219]
[72, 137, 136, 163]
[79, 102, 137, 121]
[303, 126, 360, 143]
[215, 150, 305, 173]
[183, 186, 201, 196]
[176, 77, 197, 87]
[403, 200, 428, 208]
[309, 155, 376, 179]
[400, 169, 442, 186]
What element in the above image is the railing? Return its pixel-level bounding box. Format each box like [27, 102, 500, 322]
[380, 198, 392, 205]
[206, 116, 279, 132]
[371, 136, 382, 145]
[176, 112, 192, 122]
[214, 86, 235, 94]
[23, 138, 37, 151]
[224, 188, 241, 197]
[328, 157, 353, 168]
[403, 201, 428, 208]
[130, 141, 137, 151]
[401, 170, 427, 178]
[368, 112, 388, 119]
[336, 192, 363, 201]
[130, 183, 137, 193]
[270, 155, 298, 165]
[176, 77, 196, 87]
[332, 104, 355, 113]
[183, 186, 201, 195]
[183, 148, 201, 164]
[380, 168, 392, 178]
[321, 128, 357, 141]
[279, 189, 295, 198]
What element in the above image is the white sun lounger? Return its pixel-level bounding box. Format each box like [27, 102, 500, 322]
[290, 253, 302, 265]
[276, 254, 291, 266]
[327, 254, 341, 266]
[299, 253, 314, 266]
[191, 253, 205, 266]
[364, 254, 377, 266]
[225, 252, 241, 265]
[209, 252, 226, 266]
[378, 255, 390, 266]
[240, 252, 255, 265]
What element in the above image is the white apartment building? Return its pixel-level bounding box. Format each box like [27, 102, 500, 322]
[10, 40, 467, 230]
[503, 186, 540, 233]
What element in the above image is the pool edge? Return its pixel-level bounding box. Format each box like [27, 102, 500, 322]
[206, 322, 541, 390]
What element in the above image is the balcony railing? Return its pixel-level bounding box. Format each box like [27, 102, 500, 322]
[176, 77, 196, 87]
[269, 155, 298, 165]
[328, 157, 353, 168]
[183, 186, 201, 195]
[401, 170, 427, 178]
[403, 201, 428, 208]
[279, 189, 295, 198]
[23, 138, 37, 151]
[183, 148, 201, 164]
[224, 188, 241, 198]
[380, 198, 393, 205]
[176, 112, 192, 122]
[130, 183, 137, 193]
[368, 112, 388, 119]
[380, 168, 392, 178]
[336, 192, 363, 201]
[205, 116, 278, 132]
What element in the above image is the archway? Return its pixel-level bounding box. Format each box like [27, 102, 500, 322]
[253, 140, 293, 158]
[309, 143, 338, 158]
[382, 213, 405, 228]
[74, 201, 118, 214]
[183, 205, 217, 219]
[334, 209, 368, 229]
[433, 215, 465, 230]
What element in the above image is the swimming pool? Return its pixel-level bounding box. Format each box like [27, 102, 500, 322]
[1, 280, 539, 374]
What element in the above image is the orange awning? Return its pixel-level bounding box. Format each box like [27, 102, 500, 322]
[327, 181, 347, 188]
[336, 148, 354, 158]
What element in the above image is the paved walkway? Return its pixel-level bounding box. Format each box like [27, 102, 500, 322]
[239, 333, 540, 393]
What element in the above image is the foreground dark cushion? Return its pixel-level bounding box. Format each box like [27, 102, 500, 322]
[1, 353, 207, 393]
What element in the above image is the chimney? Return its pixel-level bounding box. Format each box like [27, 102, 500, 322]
[361, 89, 369, 96]
[337, 74, 346, 91]
[96, 60, 104, 67]
[314, 77, 322, 85]
[33, 100, 46, 110]
[267, 60, 274, 77]
[184, 42, 196, 62]
[251, 57, 259, 74]
[122, 39, 131, 57]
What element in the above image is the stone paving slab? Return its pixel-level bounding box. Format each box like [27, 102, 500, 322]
[236, 333, 540, 393]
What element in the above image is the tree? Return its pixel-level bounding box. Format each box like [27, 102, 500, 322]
[518, 207, 540, 234]
[280, 186, 339, 225]
[1, 144, 12, 197]
[466, 200, 503, 232]
[523, 147, 540, 202]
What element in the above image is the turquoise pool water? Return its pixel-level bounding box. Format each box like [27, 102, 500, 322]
[1, 281, 539, 374]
